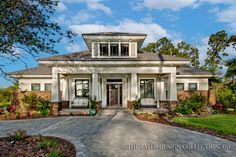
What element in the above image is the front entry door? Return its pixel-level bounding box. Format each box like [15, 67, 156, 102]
[107, 84, 122, 106]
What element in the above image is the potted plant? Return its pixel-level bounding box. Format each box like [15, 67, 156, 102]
[89, 96, 97, 116]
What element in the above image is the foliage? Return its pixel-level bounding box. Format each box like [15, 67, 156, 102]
[225, 58, 236, 87]
[203, 30, 228, 74]
[37, 98, 50, 116]
[173, 114, 236, 135]
[21, 93, 50, 116]
[0, 0, 75, 76]
[141, 38, 200, 67]
[8, 129, 27, 141]
[37, 138, 59, 149]
[7, 104, 17, 112]
[134, 98, 141, 110]
[216, 87, 236, 111]
[175, 93, 207, 115]
[212, 103, 223, 111]
[0, 101, 11, 108]
[47, 150, 64, 157]
[89, 95, 97, 110]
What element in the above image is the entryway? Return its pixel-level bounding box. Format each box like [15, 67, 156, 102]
[106, 83, 122, 107]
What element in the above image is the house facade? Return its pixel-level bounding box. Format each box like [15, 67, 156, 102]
[10, 32, 214, 110]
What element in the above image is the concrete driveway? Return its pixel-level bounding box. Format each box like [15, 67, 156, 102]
[0, 109, 235, 157]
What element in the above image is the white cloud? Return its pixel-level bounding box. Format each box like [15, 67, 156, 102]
[139, 0, 197, 11]
[62, 0, 112, 15]
[66, 43, 81, 52]
[56, 2, 67, 12]
[70, 19, 169, 44]
[142, 13, 154, 23]
[71, 10, 95, 24]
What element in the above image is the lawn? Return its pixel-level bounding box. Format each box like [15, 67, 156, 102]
[173, 114, 236, 135]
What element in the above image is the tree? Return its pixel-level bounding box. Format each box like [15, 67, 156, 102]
[156, 37, 178, 56]
[0, 0, 75, 77]
[203, 30, 228, 74]
[176, 41, 191, 58]
[190, 47, 200, 68]
[141, 42, 156, 52]
[225, 59, 236, 85]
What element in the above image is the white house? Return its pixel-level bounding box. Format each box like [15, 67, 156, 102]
[10, 32, 214, 110]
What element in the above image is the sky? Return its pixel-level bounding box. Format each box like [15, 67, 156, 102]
[1, 0, 236, 87]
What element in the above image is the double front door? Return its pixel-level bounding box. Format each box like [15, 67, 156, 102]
[106, 84, 122, 106]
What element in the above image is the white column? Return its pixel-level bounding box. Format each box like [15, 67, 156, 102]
[92, 73, 99, 100]
[169, 72, 177, 100]
[64, 77, 69, 101]
[118, 41, 121, 56]
[131, 73, 137, 100]
[51, 73, 61, 102]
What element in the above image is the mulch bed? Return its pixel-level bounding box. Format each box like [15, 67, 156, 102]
[0, 135, 76, 157]
[134, 113, 236, 143]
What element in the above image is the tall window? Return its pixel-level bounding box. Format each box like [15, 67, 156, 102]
[100, 43, 108, 56]
[189, 83, 197, 91]
[31, 83, 40, 91]
[75, 79, 89, 97]
[44, 83, 52, 91]
[177, 83, 184, 91]
[140, 79, 154, 98]
[121, 44, 129, 56]
[110, 44, 119, 56]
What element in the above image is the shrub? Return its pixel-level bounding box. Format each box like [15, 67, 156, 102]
[47, 150, 63, 157]
[216, 87, 236, 111]
[89, 95, 97, 110]
[134, 98, 141, 110]
[8, 129, 28, 141]
[175, 93, 207, 115]
[21, 94, 39, 110]
[7, 104, 17, 113]
[212, 103, 223, 111]
[37, 98, 50, 116]
[37, 138, 60, 149]
[0, 101, 11, 108]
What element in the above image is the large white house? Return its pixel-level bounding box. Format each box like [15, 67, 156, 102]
[10, 32, 214, 110]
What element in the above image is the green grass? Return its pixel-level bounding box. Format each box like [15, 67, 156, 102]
[173, 114, 236, 135]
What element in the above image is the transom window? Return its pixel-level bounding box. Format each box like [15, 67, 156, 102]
[177, 83, 184, 91]
[44, 83, 52, 91]
[100, 43, 108, 56]
[189, 83, 197, 91]
[31, 83, 40, 91]
[75, 79, 89, 97]
[140, 79, 154, 98]
[110, 44, 119, 56]
[121, 44, 129, 56]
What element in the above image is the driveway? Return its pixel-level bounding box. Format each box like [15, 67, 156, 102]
[0, 109, 235, 157]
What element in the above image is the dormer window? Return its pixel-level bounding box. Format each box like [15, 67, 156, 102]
[100, 43, 108, 56]
[111, 44, 119, 56]
[121, 44, 129, 56]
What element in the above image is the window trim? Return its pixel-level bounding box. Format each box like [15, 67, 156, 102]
[44, 83, 52, 91]
[177, 83, 184, 91]
[100, 43, 109, 56]
[139, 79, 155, 98]
[188, 83, 198, 91]
[74, 78, 90, 98]
[31, 83, 40, 91]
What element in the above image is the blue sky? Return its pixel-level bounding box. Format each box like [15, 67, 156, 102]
[1, 0, 236, 87]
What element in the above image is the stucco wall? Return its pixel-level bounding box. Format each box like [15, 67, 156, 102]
[176, 78, 208, 90]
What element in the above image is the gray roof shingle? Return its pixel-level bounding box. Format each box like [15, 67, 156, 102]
[82, 32, 147, 36]
[37, 51, 190, 61]
[9, 66, 51, 75]
[177, 66, 213, 75]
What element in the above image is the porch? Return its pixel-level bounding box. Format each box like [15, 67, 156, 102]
[50, 66, 178, 113]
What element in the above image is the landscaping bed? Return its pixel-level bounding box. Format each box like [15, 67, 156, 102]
[0, 130, 76, 157]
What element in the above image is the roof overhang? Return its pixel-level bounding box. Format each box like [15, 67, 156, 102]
[38, 60, 190, 66]
[176, 74, 220, 78]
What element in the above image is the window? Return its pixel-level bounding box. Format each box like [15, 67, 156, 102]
[44, 83, 52, 91]
[140, 79, 154, 98]
[31, 83, 40, 91]
[100, 43, 108, 56]
[189, 83, 197, 91]
[75, 79, 89, 97]
[177, 83, 184, 91]
[110, 44, 119, 56]
[121, 44, 129, 56]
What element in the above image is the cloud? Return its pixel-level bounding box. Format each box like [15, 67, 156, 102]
[56, 2, 67, 12]
[66, 43, 81, 52]
[70, 19, 169, 44]
[71, 10, 95, 24]
[134, 0, 197, 11]
[62, 0, 112, 15]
